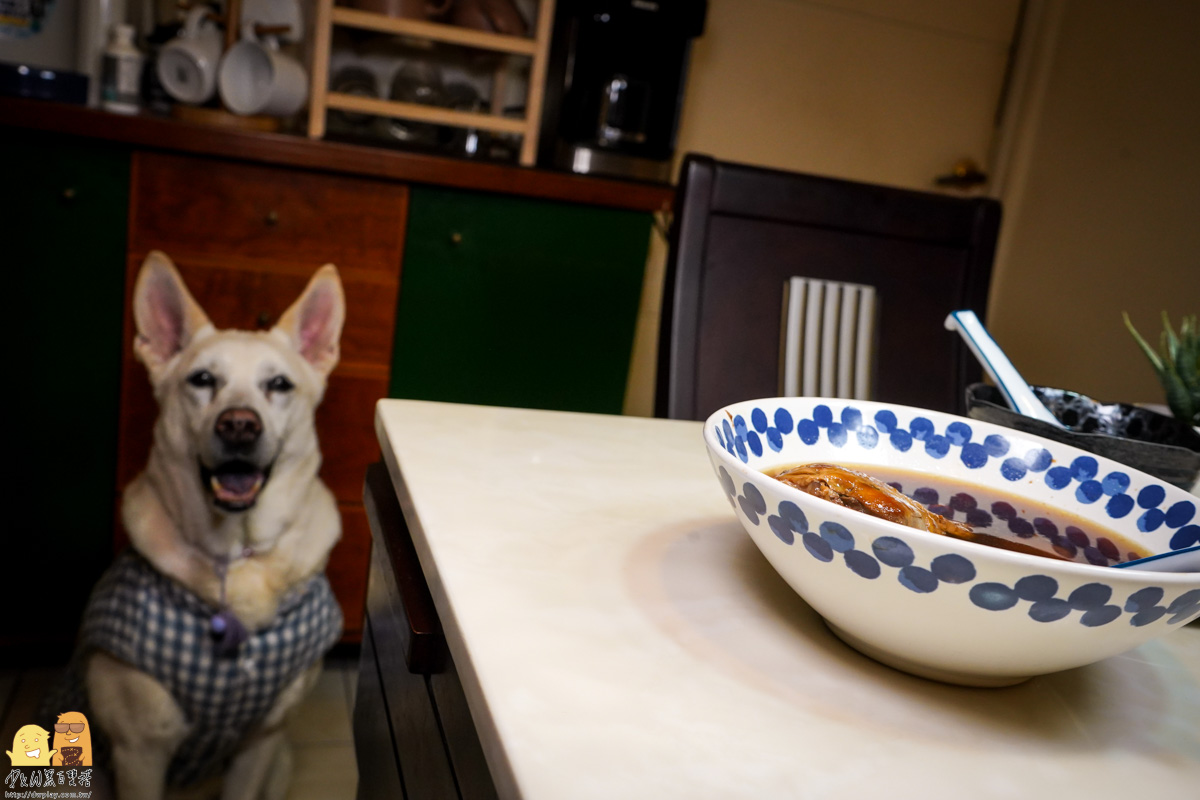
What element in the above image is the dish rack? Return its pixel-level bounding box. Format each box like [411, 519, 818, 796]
[307, 0, 554, 166]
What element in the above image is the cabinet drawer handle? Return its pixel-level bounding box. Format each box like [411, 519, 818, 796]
[256, 312, 272, 328]
[450, 231, 463, 245]
[265, 210, 279, 226]
[62, 187, 77, 201]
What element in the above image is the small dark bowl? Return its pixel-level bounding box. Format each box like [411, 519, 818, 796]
[966, 384, 1200, 489]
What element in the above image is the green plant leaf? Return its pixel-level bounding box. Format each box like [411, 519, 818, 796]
[1161, 311, 1180, 363]
[1124, 312, 1164, 373]
[1163, 367, 1194, 424]
[1125, 311, 1200, 426]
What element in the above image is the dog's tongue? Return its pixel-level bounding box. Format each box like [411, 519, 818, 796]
[211, 470, 264, 503]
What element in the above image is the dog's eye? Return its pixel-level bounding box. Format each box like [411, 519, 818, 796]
[266, 375, 295, 393]
[187, 370, 217, 389]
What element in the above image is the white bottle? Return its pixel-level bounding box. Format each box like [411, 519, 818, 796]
[101, 23, 143, 115]
[77, 0, 127, 107]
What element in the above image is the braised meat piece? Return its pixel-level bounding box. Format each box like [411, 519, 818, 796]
[772, 463, 1068, 560]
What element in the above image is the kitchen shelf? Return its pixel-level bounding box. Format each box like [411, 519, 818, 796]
[324, 93, 529, 134]
[0, 96, 677, 212]
[308, 0, 554, 166]
[330, 6, 539, 55]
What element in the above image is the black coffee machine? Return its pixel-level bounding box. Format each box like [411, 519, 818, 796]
[536, 1, 707, 182]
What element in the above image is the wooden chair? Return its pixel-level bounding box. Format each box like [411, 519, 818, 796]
[655, 154, 1002, 421]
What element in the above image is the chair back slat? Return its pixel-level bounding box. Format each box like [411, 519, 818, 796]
[780, 278, 877, 400]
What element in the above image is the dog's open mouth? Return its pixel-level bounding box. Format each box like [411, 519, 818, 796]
[200, 461, 271, 511]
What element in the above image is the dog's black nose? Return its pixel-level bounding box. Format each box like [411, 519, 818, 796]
[215, 408, 263, 447]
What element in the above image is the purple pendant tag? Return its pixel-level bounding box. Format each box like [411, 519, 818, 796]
[210, 609, 249, 657]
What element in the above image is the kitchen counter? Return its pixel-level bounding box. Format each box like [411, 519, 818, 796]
[364, 399, 1200, 799]
[0, 96, 674, 212]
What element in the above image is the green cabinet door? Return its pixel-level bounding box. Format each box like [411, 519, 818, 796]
[4, 130, 129, 647]
[390, 186, 653, 414]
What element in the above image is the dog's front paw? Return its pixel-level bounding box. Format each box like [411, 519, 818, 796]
[223, 562, 283, 631]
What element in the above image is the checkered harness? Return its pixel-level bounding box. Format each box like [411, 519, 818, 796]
[56, 550, 342, 787]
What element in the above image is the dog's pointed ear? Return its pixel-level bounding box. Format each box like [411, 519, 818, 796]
[133, 252, 212, 376]
[275, 264, 345, 376]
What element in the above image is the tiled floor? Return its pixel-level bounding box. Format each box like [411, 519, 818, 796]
[0, 656, 359, 799]
[286, 657, 360, 800]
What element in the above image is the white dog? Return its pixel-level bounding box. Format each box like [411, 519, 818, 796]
[50, 252, 346, 799]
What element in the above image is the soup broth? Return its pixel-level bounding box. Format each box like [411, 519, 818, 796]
[765, 463, 1151, 566]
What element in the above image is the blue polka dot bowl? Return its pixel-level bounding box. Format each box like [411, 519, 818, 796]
[704, 397, 1200, 687]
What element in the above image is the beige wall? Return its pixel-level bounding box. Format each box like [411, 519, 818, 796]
[673, 0, 1019, 189]
[624, 0, 1021, 415]
[626, 0, 1199, 418]
[986, 0, 1200, 407]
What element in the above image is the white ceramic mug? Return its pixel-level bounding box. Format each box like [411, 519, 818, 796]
[157, 6, 223, 105]
[218, 26, 308, 117]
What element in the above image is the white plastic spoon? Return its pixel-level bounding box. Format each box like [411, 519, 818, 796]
[945, 310, 1065, 428]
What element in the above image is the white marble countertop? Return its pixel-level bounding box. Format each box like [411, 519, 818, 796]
[375, 399, 1200, 800]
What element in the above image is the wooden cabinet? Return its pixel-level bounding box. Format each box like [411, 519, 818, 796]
[117, 151, 409, 642]
[390, 185, 653, 413]
[1, 96, 673, 652]
[3, 130, 130, 652]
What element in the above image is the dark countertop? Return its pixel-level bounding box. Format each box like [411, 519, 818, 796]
[0, 96, 676, 213]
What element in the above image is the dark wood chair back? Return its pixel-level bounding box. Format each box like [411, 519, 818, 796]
[656, 154, 1001, 421]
